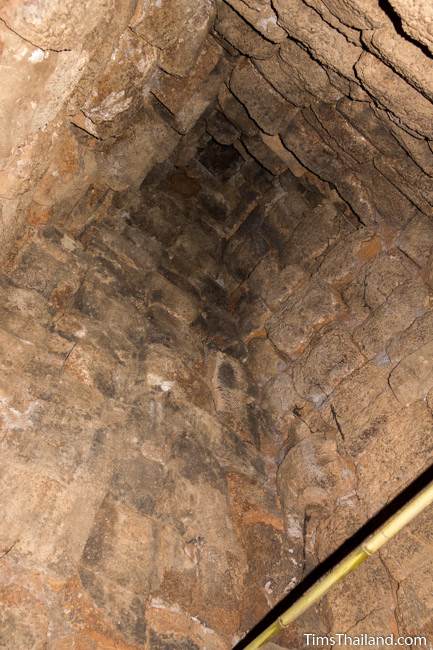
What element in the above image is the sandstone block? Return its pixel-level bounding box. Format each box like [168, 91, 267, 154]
[388, 0, 433, 54]
[230, 59, 296, 135]
[274, 0, 362, 80]
[363, 27, 433, 103]
[96, 104, 180, 190]
[247, 252, 308, 311]
[389, 341, 433, 406]
[317, 228, 372, 286]
[353, 280, 430, 358]
[215, 1, 275, 59]
[325, 558, 395, 632]
[387, 309, 433, 363]
[293, 326, 365, 400]
[146, 271, 201, 324]
[267, 281, 344, 358]
[0, 0, 128, 50]
[398, 214, 433, 268]
[131, 0, 215, 76]
[324, 362, 396, 454]
[80, 31, 158, 138]
[302, 0, 361, 44]
[279, 40, 343, 102]
[355, 53, 433, 139]
[282, 202, 347, 272]
[324, 0, 387, 29]
[311, 102, 375, 164]
[363, 251, 417, 310]
[218, 84, 260, 137]
[282, 112, 346, 186]
[222, 0, 287, 42]
[255, 54, 316, 107]
[261, 370, 301, 423]
[152, 38, 226, 134]
[242, 132, 299, 175]
[356, 401, 433, 514]
[0, 24, 88, 159]
[246, 337, 287, 387]
[206, 109, 240, 145]
[278, 434, 354, 516]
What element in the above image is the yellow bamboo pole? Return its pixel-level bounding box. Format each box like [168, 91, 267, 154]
[243, 477, 433, 650]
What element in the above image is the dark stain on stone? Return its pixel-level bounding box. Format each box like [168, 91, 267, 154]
[172, 433, 226, 491]
[81, 496, 116, 567]
[198, 139, 243, 179]
[218, 361, 237, 388]
[149, 631, 200, 650]
[167, 170, 201, 197]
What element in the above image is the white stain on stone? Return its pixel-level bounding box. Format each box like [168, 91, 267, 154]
[0, 396, 39, 431]
[87, 90, 133, 121]
[29, 49, 45, 63]
[61, 233, 78, 252]
[147, 373, 174, 392]
[286, 513, 303, 539]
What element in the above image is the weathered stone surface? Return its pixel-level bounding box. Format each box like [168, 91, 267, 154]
[218, 84, 259, 137]
[0, 0, 127, 50]
[281, 111, 348, 188]
[96, 104, 181, 190]
[242, 133, 299, 175]
[261, 370, 301, 424]
[279, 40, 343, 103]
[267, 281, 344, 358]
[230, 60, 296, 135]
[363, 27, 433, 103]
[274, 0, 362, 80]
[206, 110, 240, 145]
[388, 0, 433, 54]
[246, 337, 286, 387]
[389, 341, 433, 406]
[398, 214, 433, 268]
[293, 326, 365, 400]
[254, 55, 316, 107]
[278, 433, 354, 519]
[247, 252, 307, 311]
[80, 31, 158, 138]
[356, 400, 433, 514]
[130, 0, 215, 77]
[353, 280, 430, 358]
[302, 0, 361, 44]
[363, 251, 417, 309]
[325, 558, 395, 632]
[222, 0, 287, 42]
[355, 53, 433, 139]
[0, 23, 88, 159]
[311, 102, 375, 164]
[152, 38, 227, 134]
[215, 1, 275, 59]
[2, 0, 433, 645]
[317, 0, 388, 30]
[323, 362, 396, 454]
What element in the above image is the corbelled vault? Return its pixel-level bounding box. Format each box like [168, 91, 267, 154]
[0, 0, 433, 648]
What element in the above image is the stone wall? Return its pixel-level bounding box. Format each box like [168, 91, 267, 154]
[213, 0, 433, 235]
[0, 127, 301, 647]
[0, 0, 228, 261]
[1, 0, 433, 648]
[2, 0, 433, 265]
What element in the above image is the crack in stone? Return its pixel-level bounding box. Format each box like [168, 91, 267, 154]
[0, 16, 72, 52]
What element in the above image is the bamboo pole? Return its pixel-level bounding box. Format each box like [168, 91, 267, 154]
[243, 477, 433, 650]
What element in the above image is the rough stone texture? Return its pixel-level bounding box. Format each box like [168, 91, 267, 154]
[229, 59, 295, 135]
[1, 0, 433, 647]
[130, 0, 215, 77]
